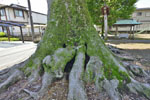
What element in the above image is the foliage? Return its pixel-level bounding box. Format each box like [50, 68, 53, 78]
[0, 32, 6, 37]
[0, 37, 20, 41]
[86, 0, 137, 26]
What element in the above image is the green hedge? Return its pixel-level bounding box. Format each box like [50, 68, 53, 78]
[0, 37, 20, 41]
[0, 32, 6, 37]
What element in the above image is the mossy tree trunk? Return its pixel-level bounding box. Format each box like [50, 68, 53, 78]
[0, 0, 150, 100]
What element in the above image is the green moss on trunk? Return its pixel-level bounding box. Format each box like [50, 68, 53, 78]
[27, 0, 131, 91]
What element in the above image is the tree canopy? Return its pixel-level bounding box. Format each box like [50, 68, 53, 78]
[86, 0, 137, 26]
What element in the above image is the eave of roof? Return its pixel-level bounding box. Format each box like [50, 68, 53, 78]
[0, 5, 47, 15]
[113, 19, 141, 26]
[136, 8, 150, 10]
[0, 5, 28, 11]
[0, 23, 12, 27]
[0, 20, 25, 27]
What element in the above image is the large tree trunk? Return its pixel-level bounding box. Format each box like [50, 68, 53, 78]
[0, 0, 150, 100]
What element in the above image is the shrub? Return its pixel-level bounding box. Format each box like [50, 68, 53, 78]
[0, 32, 6, 37]
[0, 37, 20, 41]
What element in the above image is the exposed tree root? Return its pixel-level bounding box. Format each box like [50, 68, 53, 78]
[103, 79, 121, 100]
[0, 69, 9, 76]
[0, 69, 24, 94]
[0, 60, 28, 82]
[21, 48, 150, 100]
[24, 72, 54, 100]
[85, 56, 103, 86]
[127, 78, 150, 99]
[127, 64, 148, 77]
[0, 69, 10, 83]
[27, 66, 41, 84]
[68, 52, 88, 100]
[23, 48, 76, 100]
[85, 56, 121, 100]
[0, 46, 150, 100]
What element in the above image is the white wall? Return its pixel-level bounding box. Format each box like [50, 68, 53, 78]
[0, 7, 47, 37]
[32, 12, 47, 24]
[6, 8, 28, 23]
[132, 10, 150, 22]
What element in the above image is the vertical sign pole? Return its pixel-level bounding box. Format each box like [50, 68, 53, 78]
[104, 12, 108, 39]
[103, 1, 109, 40]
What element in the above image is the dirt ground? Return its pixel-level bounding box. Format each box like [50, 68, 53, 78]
[107, 35, 150, 70]
[0, 34, 150, 100]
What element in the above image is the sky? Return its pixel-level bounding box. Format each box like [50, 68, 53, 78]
[0, 0, 150, 15]
[0, 0, 48, 14]
[135, 0, 150, 8]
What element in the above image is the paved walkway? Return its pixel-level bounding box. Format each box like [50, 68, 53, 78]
[0, 41, 37, 71]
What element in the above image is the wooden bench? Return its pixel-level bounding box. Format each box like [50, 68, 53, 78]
[118, 33, 129, 38]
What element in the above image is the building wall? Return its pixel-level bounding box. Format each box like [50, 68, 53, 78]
[32, 12, 47, 24]
[110, 8, 150, 34]
[132, 9, 150, 31]
[5, 8, 28, 23]
[0, 6, 47, 38]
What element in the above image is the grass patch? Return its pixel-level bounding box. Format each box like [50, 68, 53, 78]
[0, 37, 20, 41]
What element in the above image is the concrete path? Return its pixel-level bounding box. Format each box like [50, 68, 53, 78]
[0, 41, 37, 71]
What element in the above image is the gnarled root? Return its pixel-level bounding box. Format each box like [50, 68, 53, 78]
[24, 72, 54, 100]
[127, 78, 150, 99]
[23, 47, 76, 100]
[27, 66, 41, 84]
[1, 46, 149, 100]
[0, 69, 10, 83]
[68, 52, 88, 100]
[126, 64, 148, 77]
[0, 60, 28, 83]
[103, 79, 121, 100]
[85, 56, 121, 100]
[0, 69, 24, 93]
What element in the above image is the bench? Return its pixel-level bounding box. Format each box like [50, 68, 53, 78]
[118, 33, 129, 38]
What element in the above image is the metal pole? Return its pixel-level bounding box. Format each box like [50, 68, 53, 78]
[27, 0, 35, 41]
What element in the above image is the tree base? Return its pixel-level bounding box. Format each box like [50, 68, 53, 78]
[0, 46, 150, 100]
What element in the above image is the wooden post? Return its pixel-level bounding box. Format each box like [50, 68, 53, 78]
[20, 26, 24, 43]
[115, 26, 118, 37]
[39, 26, 42, 37]
[7, 27, 10, 41]
[132, 25, 135, 39]
[129, 25, 132, 38]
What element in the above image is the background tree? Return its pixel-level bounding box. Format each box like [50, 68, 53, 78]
[86, 0, 137, 34]
[0, 0, 150, 100]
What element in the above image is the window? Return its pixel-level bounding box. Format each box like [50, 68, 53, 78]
[0, 27, 3, 32]
[14, 9, 23, 17]
[3, 27, 7, 33]
[137, 12, 142, 16]
[0, 9, 5, 16]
